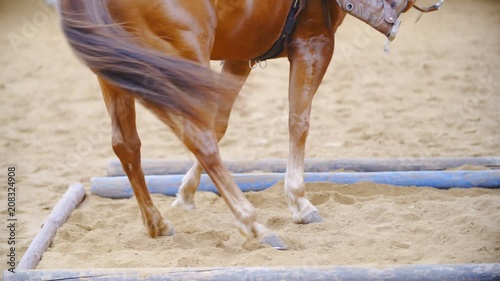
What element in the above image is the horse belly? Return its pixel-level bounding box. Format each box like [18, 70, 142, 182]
[210, 0, 292, 60]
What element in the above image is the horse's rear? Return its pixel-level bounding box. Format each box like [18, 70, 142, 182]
[57, 0, 303, 249]
[55, 0, 424, 249]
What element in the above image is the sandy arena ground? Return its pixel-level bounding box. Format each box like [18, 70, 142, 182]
[1, 0, 499, 273]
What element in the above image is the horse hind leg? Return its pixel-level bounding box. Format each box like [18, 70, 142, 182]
[140, 94, 286, 249]
[170, 162, 202, 210]
[179, 119, 287, 250]
[172, 60, 252, 210]
[99, 78, 174, 237]
[114, 2, 285, 248]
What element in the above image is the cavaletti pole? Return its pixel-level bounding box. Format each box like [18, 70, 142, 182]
[16, 183, 85, 271]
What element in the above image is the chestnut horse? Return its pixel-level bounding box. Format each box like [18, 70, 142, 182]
[55, 0, 434, 249]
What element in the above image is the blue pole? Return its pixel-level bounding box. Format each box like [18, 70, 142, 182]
[91, 170, 500, 199]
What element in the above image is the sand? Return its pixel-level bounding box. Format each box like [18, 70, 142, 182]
[0, 0, 499, 272]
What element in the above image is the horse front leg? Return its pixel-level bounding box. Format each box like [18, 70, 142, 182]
[286, 35, 335, 224]
[172, 60, 252, 210]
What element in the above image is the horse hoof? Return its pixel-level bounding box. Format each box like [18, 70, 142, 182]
[260, 234, 288, 250]
[298, 210, 324, 224]
[171, 196, 196, 211]
[160, 221, 175, 236]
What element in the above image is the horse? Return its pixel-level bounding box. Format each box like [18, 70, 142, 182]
[54, 0, 439, 250]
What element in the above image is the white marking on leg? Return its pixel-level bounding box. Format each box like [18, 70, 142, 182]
[286, 100, 319, 222]
[285, 165, 318, 223]
[285, 157, 306, 213]
[172, 161, 203, 210]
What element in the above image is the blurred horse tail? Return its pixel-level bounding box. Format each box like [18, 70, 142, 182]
[58, 0, 232, 127]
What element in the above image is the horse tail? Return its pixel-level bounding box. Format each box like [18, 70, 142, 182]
[57, 0, 229, 126]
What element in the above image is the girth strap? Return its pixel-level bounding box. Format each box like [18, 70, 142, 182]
[322, 0, 332, 30]
[251, 0, 303, 62]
